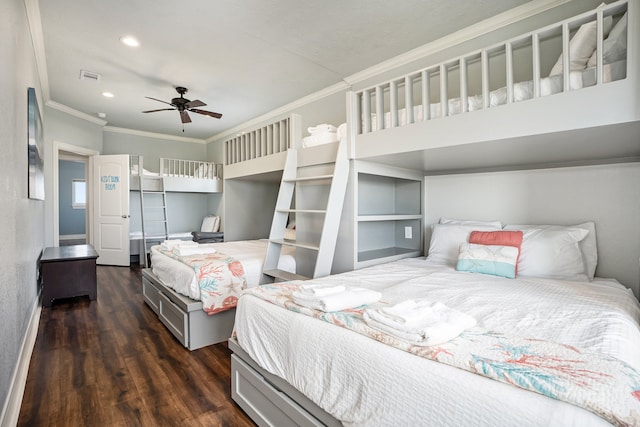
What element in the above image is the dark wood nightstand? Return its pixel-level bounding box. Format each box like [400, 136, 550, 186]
[40, 244, 99, 307]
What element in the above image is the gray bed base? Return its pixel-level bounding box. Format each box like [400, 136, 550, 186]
[142, 268, 235, 350]
[228, 338, 342, 427]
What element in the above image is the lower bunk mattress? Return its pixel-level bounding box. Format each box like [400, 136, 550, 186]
[150, 239, 296, 300]
[233, 258, 640, 427]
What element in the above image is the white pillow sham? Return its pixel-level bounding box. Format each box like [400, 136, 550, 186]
[587, 11, 627, 67]
[503, 227, 589, 281]
[504, 222, 597, 280]
[427, 223, 501, 266]
[549, 5, 613, 76]
[439, 218, 503, 228]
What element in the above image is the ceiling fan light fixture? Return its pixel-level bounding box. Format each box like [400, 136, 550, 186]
[120, 36, 140, 47]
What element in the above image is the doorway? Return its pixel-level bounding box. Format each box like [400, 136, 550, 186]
[53, 141, 99, 247]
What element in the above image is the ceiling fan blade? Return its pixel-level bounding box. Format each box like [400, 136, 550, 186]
[145, 96, 173, 106]
[142, 108, 175, 113]
[180, 110, 192, 123]
[185, 99, 206, 109]
[190, 108, 223, 119]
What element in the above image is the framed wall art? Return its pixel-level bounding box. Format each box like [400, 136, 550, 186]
[28, 87, 44, 200]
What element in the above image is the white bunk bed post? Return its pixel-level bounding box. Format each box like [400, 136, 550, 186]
[440, 63, 449, 117]
[375, 86, 384, 131]
[346, 91, 359, 159]
[532, 33, 541, 99]
[460, 58, 468, 114]
[390, 81, 399, 128]
[506, 42, 514, 104]
[404, 75, 414, 124]
[421, 70, 430, 121]
[481, 50, 490, 109]
[561, 21, 570, 92]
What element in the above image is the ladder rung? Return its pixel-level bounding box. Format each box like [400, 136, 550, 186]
[276, 209, 326, 214]
[270, 239, 319, 251]
[284, 174, 333, 182]
[263, 269, 309, 281]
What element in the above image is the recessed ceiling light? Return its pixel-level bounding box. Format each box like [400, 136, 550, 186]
[102, 92, 114, 98]
[97, 112, 107, 119]
[120, 36, 140, 47]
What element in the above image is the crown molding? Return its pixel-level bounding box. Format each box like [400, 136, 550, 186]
[46, 101, 108, 126]
[206, 81, 349, 143]
[104, 126, 207, 144]
[24, 0, 50, 102]
[344, 0, 570, 85]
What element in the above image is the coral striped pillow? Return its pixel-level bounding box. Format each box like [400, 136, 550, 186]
[469, 230, 524, 274]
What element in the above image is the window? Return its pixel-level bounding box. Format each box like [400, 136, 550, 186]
[72, 179, 86, 209]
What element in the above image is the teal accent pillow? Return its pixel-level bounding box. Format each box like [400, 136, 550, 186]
[456, 243, 519, 279]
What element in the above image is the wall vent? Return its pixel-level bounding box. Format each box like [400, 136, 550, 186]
[79, 69, 101, 82]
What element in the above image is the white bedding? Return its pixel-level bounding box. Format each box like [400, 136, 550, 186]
[234, 258, 640, 426]
[150, 239, 296, 300]
[369, 60, 627, 129]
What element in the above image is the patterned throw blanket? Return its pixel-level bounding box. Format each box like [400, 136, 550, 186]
[157, 248, 247, 315]
[244, 282, 640, 427]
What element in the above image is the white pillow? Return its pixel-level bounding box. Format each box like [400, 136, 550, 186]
[549, 7, 613, 76]
[587, 12, 627, 67]
[504, 222, 597, 280]
[503, 227, 589, 281]
[427, 223, 501, 266]
[201, 215, 220, 232]
[439, 218, 503, 228]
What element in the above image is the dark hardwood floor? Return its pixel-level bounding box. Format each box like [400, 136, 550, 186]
[18, 264, 256, 427]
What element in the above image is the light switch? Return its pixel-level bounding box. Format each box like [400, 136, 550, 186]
[405, 226, 412, 239]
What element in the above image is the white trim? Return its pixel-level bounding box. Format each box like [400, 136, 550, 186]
[103, 126, 207, 144]
[344, 0, 571, 85]
[59, 234, 86, 240]
[46, 101, 108, 126]
[53, 142, 99, 248]
[206, 81, 350, 143]
[23, 0, 49, 103]
[0, 296, 41, 427]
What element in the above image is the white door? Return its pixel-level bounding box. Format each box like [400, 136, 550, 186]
[92, 155, 130, 266]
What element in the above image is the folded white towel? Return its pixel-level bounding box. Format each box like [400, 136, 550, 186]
[301, 132, 339, 148]
[160, 239, 198, 250]
[307, 124, 337, 135]
[293, 287, 381, 312]
[172, 244, 217, 256]
[377, 299, 446, 327]
[364, 301, 476, 346]
[298, 283, 346, 297]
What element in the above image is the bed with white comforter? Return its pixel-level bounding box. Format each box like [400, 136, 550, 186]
[234, 257, 640, 426]
[150, 239, 296, 300]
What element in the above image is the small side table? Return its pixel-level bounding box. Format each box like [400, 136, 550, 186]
[40, 244, 99, 307]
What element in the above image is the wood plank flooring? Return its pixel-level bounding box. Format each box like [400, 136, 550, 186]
[18, 265, 256, 427]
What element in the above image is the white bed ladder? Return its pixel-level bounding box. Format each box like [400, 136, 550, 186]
[139, 176, 169, 267]
[262, 139, 349, 282]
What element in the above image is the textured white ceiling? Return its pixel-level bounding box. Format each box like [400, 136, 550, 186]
[38, 0, 532, 140]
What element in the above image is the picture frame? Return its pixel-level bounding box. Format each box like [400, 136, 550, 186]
[28, 87, 44, 200]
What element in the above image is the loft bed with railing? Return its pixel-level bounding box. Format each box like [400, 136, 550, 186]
[346, 0, 639, 172]
[129, 155, 222, 193]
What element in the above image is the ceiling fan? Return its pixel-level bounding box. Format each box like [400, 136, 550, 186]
[142, 86, 222, 124]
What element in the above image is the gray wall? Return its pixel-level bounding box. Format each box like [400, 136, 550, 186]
[44, 107, 103, 247]
[58, 160, 86, 235]
[0, 0, 45, 417]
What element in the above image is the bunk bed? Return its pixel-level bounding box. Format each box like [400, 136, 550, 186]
[143, 238, 297, 350]
[129, 155, 222, 193]
[229, 1, 640, 425]
[346, 0, 639, 171]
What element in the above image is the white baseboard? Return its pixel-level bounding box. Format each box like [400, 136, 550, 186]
[59, 234, 86, 241]
[0, 295, 41, 427]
